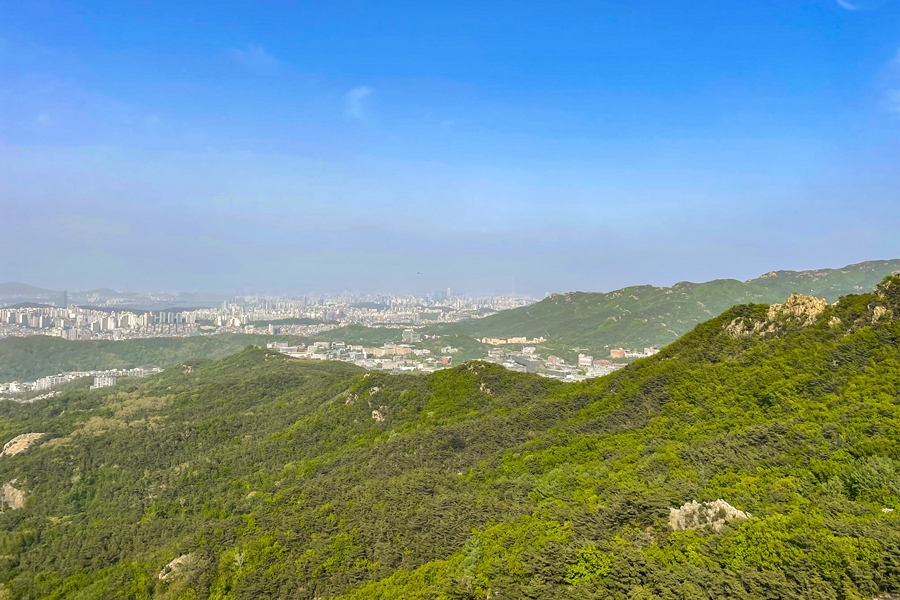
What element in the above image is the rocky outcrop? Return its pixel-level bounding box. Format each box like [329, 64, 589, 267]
[767, 294, 827, 325]
[725, 317, 775, 338]
[1, 433, 44, 457]
[669, 499, 750, 532]
[726, 294, 827, 338]
[158, 554, 195, 581]
[1, 481, 26, 510]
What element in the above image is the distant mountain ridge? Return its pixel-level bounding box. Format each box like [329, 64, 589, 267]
[429, 259, 900, 353]
[0, 283, 225, 309]
[0, 283, 59, 300]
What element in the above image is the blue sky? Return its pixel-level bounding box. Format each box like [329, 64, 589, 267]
[1, 0, 899, 295]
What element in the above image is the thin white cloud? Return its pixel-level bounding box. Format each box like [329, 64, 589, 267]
[835, 0, 891, 10]
[345, 86, 372, 120]
[229, 45, 279, 74]
[37, 113, 51, 125]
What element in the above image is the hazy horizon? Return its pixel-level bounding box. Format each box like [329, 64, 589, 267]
[2, 256, 898, 299]
[3, 1, 899, 295]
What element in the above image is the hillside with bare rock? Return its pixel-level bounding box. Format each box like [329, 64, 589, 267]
[430, 259, 900, 356]
[0, 277, 898, 598]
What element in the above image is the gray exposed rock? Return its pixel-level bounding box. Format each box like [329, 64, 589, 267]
[767, 294, 827, 325]
[1, 480, 26, 510]
[725, 317, 774, 338]
[158, 554, 194, 581]
[669, 499, 750, 532]
[725, 294, 828, 338]
[1, 433, 44, 457]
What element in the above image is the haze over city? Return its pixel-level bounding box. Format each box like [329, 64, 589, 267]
[2, 1, 899, 295]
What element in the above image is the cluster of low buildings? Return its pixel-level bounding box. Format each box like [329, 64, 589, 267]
[0, 366, 162, 398]
[264, 336, 654, 381]
[609, 347, 660, 359]
[266, 341, 457, 373]
[479, 336, 548, 345]
[483, 348, 626, 381]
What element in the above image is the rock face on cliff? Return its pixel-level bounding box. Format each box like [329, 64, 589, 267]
[0, 433, 44, 458]
[158, 554, 195, 581]
[669, 499, 750, 532]
[725, 293, 828, 338]
[1, 481, 26, 510]
[767, 293, 828, 325]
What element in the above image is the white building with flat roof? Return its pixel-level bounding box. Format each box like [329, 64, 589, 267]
[91, 376, 117, 390]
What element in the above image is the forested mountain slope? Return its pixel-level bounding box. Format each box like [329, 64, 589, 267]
[430, 258, 900, 353]
[0, 277, 899, 599]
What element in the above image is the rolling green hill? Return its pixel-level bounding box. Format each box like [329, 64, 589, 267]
[429, 259, 900, 356]
[0, 334, 312, 382]
[0, 277, 898, 597]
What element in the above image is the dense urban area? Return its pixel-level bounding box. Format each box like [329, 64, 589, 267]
[264, 337, 655, 380]
[0, 289, 658, 398]
[0, 289, 531, 340]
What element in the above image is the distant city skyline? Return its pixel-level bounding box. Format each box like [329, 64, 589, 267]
[2, 2, 899, 294]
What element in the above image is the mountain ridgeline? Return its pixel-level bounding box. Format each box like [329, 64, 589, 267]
[431, 258, 900, 353]
[0, 277, 899, 598]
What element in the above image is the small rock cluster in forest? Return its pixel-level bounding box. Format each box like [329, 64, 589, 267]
[669, 499, 750, 532]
